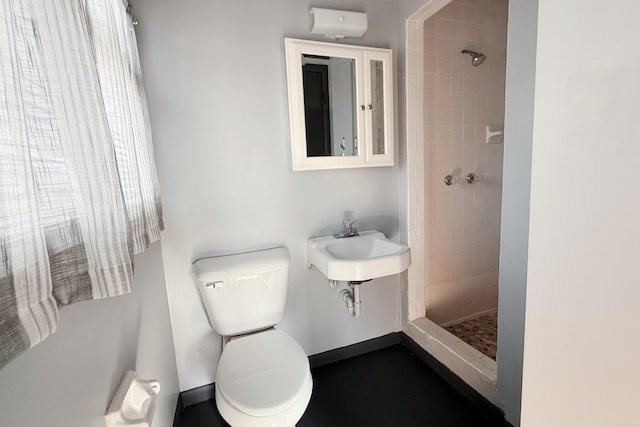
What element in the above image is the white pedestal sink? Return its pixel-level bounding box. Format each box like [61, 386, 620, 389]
[307, 230, 411, 282]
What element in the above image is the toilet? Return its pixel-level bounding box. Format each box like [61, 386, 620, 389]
[191, 248, 312, 427]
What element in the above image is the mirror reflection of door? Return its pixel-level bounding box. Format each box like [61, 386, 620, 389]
[302, 55, 357, 157]
[302, 63, 331, 157]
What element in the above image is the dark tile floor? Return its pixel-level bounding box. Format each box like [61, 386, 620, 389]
[445, 311, 498, 360]
[177, 344, 507, 427]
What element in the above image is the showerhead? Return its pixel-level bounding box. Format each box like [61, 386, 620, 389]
[461, 49, 486, 67]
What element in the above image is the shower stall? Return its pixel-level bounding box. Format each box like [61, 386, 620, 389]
[402, 0, 508, 376]
[421, 0, 508, 360]
[403, 0, 509, 408]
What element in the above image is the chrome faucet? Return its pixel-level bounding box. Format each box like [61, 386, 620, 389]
[334, 217, 359, 238]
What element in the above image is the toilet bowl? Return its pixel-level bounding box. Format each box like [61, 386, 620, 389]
[215, 329, 312, 426]
[191, 248, 313, 427]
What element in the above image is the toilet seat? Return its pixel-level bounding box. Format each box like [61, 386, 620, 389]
[217, 329, 312, 420]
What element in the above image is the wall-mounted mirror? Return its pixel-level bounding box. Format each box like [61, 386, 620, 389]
[302, 54, 357, 157]
[284, 38, 394, 171]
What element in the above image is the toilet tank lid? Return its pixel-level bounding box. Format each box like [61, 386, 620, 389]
[191, 247, 289, 282]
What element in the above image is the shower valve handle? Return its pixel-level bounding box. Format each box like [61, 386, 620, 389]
[444, 175, 461, 186]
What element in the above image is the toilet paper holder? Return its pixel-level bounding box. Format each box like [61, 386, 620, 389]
[105, 370, 160, 427]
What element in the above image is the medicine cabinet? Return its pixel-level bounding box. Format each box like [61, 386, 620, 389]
[284, 38, 394, 171]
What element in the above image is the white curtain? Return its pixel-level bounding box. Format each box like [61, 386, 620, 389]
[0, 0, 163, 369]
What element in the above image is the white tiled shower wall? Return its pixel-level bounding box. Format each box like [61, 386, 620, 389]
[423, 0, 508, 325]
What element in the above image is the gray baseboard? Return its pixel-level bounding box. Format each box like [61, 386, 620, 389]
[179, 383, 216, 409]
[308, 332, 402, 369]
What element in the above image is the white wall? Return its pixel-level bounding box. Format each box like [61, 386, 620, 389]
[520, 0, 640, 425]
[0, 243, 179, 427]
[496, 0, 538, 424]
[135, 0, 406, 392]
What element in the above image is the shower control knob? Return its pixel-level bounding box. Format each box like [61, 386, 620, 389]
[444, 175, 454, 186]
[466, 173, 483, 184]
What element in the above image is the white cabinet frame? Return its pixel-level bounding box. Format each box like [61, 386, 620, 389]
[284, 38, 394, 171]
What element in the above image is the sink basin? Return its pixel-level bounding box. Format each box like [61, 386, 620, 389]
[307, 230, 411, 281]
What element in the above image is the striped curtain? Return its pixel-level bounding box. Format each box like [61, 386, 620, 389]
[0, 0, 163, 369]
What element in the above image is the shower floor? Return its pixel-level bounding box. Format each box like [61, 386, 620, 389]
[444, 310, 498, 360]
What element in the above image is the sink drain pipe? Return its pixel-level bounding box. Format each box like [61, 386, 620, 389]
[339, 281, 364, 318]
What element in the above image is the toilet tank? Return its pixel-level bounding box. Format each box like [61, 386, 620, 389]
[191, 247, 289, 336]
